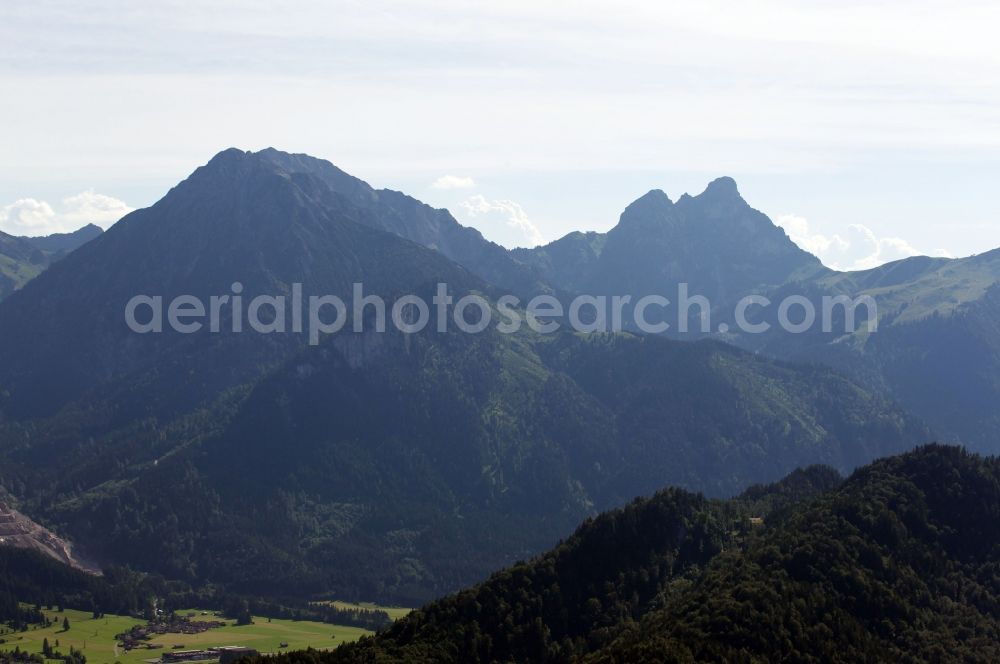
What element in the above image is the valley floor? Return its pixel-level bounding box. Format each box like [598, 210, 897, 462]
[0, 608, 372, 664]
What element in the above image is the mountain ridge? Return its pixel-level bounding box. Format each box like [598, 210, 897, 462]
[0, 148, 934, 603]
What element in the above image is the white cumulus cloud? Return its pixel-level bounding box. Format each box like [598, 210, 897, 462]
[776, 213, 849, 257]
[0, 191, 132, 236]
[431, 175, 477, 190]
[776, 213, 922, 271]
[460, 194, 546, 248]
[846, 223, 920, 270]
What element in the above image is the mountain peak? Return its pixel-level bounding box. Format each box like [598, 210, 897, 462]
[201, 147, 307, 172]
[157, 147, 541, 298]
[204, 146, 249, 167]
[700, 176, 741, 199]
[185, 148, 373, 208]
[618, 189, 674, 226]
[635, 188, 673, 206]
[202, 146, 336, 173]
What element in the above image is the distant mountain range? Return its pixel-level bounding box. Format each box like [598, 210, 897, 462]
[0, 223, 102, 299]
[516, 179, 1000, 452]
[0, 148, 994, 604]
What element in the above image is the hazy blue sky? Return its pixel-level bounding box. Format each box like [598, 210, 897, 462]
[1, 1, 997, 270]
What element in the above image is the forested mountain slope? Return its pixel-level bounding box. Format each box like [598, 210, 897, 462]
[273, 445, 1000, 663]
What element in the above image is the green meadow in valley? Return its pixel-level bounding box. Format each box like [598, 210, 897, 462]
[0, 608, 372, 664]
